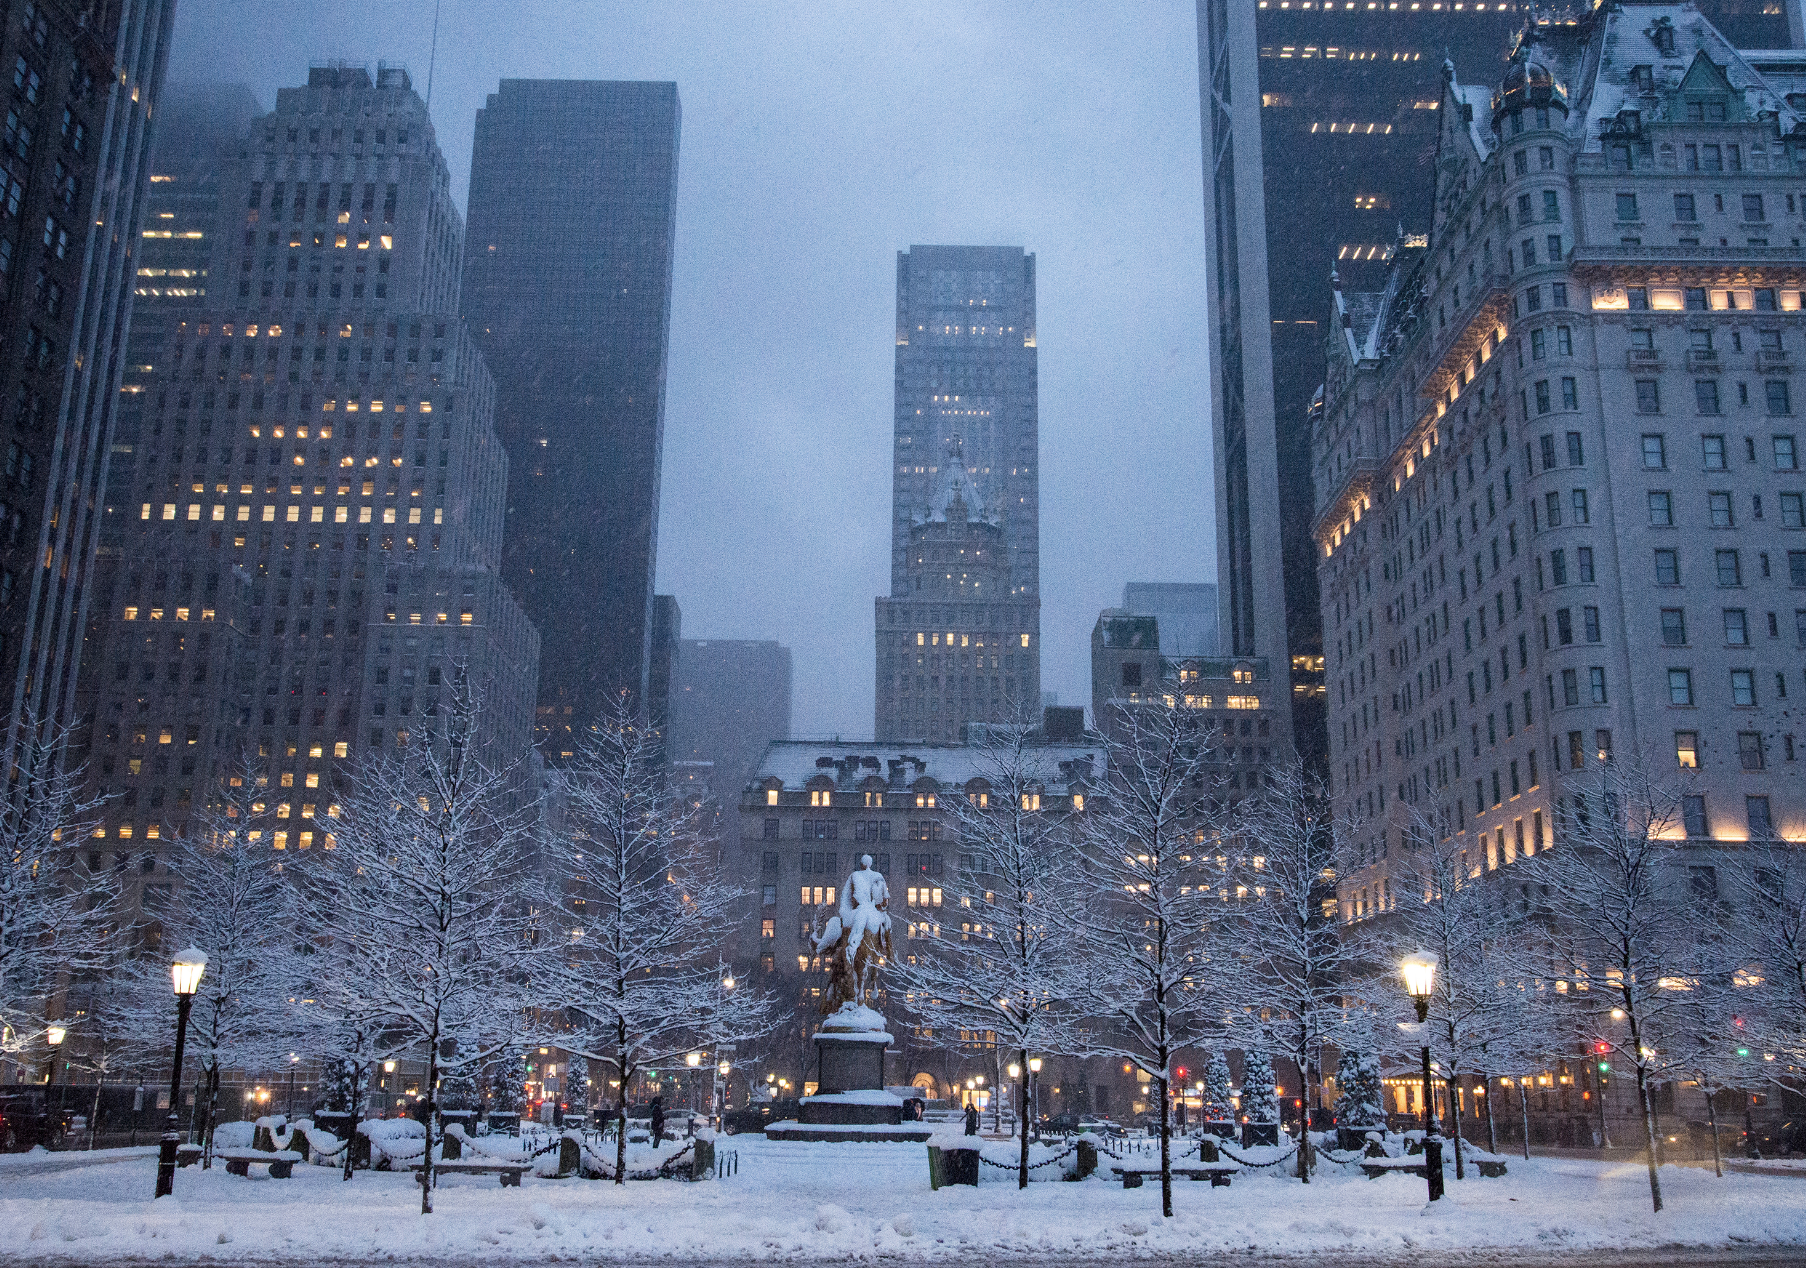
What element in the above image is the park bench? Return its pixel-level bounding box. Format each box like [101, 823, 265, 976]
[1112, 1161, 1239, 1189]
[1359, 1156, 1428, 1180]
[221, 1148, 301, 1178]
[411, 1160, 528, 1188]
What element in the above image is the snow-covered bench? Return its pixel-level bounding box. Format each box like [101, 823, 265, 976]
[411, 1160, 527, 1188]
[1112, 1161, 1239, 1189]
[1359, 1156, 1429, 1180]
[221, 1149, 301, 1178]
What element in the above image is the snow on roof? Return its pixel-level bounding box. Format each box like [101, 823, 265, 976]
[747, 737, 1104, 793]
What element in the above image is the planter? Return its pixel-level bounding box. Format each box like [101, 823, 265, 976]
[1202, 1120, 1236, 1140]
[1241, 1122, 1280, 1148]
[1337, 1125, 1385, 1152]
[927, 1142, 980, 1189]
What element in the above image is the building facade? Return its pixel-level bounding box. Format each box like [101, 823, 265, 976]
[78, 64, 538, 900]
[1195, 0, 1797, 775]
[670, 636, 793, 797]
[876, 246, 1041, 740]
[0, 0, 175, 760]
[1314, 5, 1804, 934]
[735, 725, 1100, 1101]
[461, 80, 680, 758]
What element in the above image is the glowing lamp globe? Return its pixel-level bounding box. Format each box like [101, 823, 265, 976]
[171, 947, 208, 997]
[1400, 950, 1438, 1001]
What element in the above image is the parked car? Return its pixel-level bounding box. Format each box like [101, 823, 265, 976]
[0, 1089, 73, 1152]
[722, 1099, 802, 1135]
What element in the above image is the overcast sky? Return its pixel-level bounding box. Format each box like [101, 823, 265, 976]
[169, 0, 1215, 738]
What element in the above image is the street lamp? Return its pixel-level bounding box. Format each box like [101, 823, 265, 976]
[1400, 949, 1445, 1202]
[288, 1053, 300, 1119]
[1028, 1057, 1043, 1139]
[45, 1024, 66, 1086]
[155, 947, 207, 1199]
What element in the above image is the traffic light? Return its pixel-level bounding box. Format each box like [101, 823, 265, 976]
[1592, 1041, 1610, 1055]
[1598, 1061, 1610, 1072]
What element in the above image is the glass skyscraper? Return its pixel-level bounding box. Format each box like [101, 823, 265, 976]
[462, 80, 681, 758]
[1197, 0, 1794, 770]
[874, 245, 1041, 741]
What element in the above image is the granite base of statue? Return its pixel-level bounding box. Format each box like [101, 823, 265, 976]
[765, 1004, 934, 1143]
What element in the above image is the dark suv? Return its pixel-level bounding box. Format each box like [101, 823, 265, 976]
[0, 1089, 73, 1152]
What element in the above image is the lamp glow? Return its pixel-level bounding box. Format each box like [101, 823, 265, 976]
[171, 947, 207, 997]
[46, 1025, 66, 1046]
[1400, 949, 1438, 1001]
[1028, 1057, 1042, 1074]
[686, 1051, 702, 1067]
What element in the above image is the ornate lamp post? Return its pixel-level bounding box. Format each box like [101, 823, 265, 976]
[155, 947, 207, 1199]
[1028, 1057, 1043, 1139]
[1401, 950, 1445, 1202]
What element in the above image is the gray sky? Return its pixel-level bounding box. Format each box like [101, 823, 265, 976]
[169, 0, 1215, 738]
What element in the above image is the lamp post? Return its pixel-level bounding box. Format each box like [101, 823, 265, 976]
[1401, 950, 1445, 1202]
[155, 947, 207, 1199]
[44, 1024, 66, 1086]
[288, 1053, 299, 1119]
[1028, 1057, 1043, 1140]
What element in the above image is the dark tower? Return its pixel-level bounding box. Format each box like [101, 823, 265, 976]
[461, 80, 681, 759]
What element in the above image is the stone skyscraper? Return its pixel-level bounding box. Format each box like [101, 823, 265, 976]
[1195, 0, 1796, 772]
[81, 64, 538, 874]
[875, 246, 1040, 742]
[461, 81, 680, 759]
[0, 0, 174, 760]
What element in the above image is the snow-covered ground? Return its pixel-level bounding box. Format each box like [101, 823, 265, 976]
[2, 1134, 1805, 1263]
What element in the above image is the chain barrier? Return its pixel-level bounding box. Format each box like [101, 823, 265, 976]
[975, 1144, 1079, 1171]
[1213, 1140, 1300, 1169]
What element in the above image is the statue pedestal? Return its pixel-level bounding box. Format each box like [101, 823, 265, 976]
[766, 1007, 933, 1143]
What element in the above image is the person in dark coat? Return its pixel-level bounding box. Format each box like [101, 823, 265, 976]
[650, 1096, 666, 1147]
[964, 1102, 980, 1136]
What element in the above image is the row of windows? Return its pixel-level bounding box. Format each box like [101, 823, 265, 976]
[145, 503, 446, 525]
[1674, 729, 1797, 771]
[1617, 191, 1782, 224]
[1607, 285, 1793, 313]
[1665, 667, 1789, 707]
[1658, 607, 1806, 648]
[1639, 433, 1797, 470]
[1652, 547, 1806, 587]
[1630, 379, 1793, 416]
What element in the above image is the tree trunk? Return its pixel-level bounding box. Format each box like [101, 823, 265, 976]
[1297, 1052, 1313, 1184]
[1446, 1073, 1465, 1180]
[1632, 1058, 1664, 1213]
[343, 1064, 363, 1181]
[1017, 1048, 1029, 1190]
[420, 1038, 439, 1215]
[89, 1081, 104, 1152]
[1705, 1085, 1723, 1178]
[614, 1054, 629, 1186]
[200, 1065, 221, 1169]
[1482, 1073, 1497, 1155]
[1157, 1072, 1172, 1219]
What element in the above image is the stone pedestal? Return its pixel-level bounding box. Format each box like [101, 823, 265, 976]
[767, 1006, 933, 1143]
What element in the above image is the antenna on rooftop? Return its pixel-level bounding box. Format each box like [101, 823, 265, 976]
[425, 0, 442, 109]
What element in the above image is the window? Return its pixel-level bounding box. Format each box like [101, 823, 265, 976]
[1696, 381, 1721, 414]
[1577, 547, 1595, 583]
[1749, 796, 1775, 840]
[1557, 608, 1574, 645]
[1532, 329, 1546, 360]
[1631, 328, 1655, 351]
[1660, 608, 1687, 645]
[1557, 326, 1572, 356]
[1739, 731, 1765, 770]
[1589, 667, 1608, 704]
[1546, 491, 1563, 527]
[1567, 432, 1584, 466]
[1793, 550, 1806, 585]
[1690, 866, 1720, 903]
[1668, 668, 1695, 705]
[1541, 434, 1558, 470]
[1724, 608, 1749, 645]
[1675, 192, 1696, 221]
[1543, 189, 1560, 221]
[1768, 381, 1792, 416]
[1682, 795, 1709, 838]
[1732, 669, 1756, 706]
[1561, 377, 1578, 410]
[1709, 491, 1734, 527]
[1649, 491, 1674, 525]
[1656, 549, 1680, 584]
[1642, 434, 1667, 468]
[1702, 434, 1727, 470]
[1785, 493, 1804, 527]
[1572, 489, 1589, 524]
[1551, 549, 1568, 586]
[1562, 668, 1579, 706]
[1744, 193, 1765, 222]
[1675, 730, 1699, 768]
[1535, 380, 1551, 413]
[1777, 436, 1799, 470]
[1617, 192, 1639, 220]
[1716, 549, 1742, 586]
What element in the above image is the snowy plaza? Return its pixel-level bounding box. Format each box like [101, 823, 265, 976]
[5, 1136, 1806, 1263]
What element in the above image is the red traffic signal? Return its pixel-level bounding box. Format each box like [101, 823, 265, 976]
[1592, 1041, 1611, 1054]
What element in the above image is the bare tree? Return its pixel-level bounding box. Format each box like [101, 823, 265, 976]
[1224, 756, 1352, 1182]
[1379, 814, 1539, 1176]
[891, 721, 1089, 1188]
[538, 694, 772, 1185]
[296, 700, 538, 1213]
[142, 754, 298, 1166]
[1524, 759, 1704, 1213]
[0, 715, 114, 1072]
[1729, 837, 1806, 1077]
[1074, 698, 1231, 1218]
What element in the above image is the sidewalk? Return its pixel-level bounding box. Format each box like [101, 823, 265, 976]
[0, 1145, 159, 1179]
